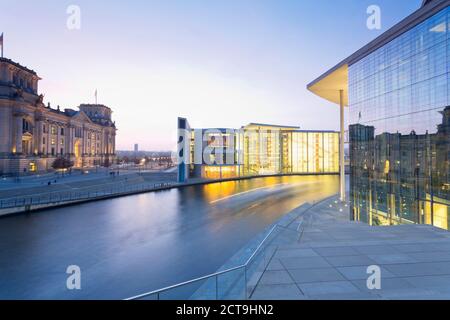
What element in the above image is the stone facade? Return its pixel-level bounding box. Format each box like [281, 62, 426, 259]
[0, 57, 116, 175]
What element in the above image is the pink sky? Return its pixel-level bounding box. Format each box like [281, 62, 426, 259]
[1, 0, 420, 150]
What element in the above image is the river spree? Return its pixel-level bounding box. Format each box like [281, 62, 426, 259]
[0, 175, 338, 299]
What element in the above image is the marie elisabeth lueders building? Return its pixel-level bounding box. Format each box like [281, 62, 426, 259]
[177, 118, 340, 182]
[308, 0, 450, 229]
[0, 57, 117, 175]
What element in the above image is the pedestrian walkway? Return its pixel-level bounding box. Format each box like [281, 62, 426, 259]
[251, 196, 450, 300]
[0, 171, 177, 215]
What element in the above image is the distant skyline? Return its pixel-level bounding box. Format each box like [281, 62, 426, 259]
[1, 0, 421, 150]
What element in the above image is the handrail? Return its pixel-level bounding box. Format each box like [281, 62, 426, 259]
[124, 224, 280, 300]
[124, 265, 245, 301]
[244, 225, 277, 266]
[0, 181, 174, 209]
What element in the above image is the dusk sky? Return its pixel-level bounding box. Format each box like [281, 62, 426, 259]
[1, 0, 421, 151]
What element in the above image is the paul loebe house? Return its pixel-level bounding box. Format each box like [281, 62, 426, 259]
[177, 117, 340, 182]
[308, 0, 450, 229]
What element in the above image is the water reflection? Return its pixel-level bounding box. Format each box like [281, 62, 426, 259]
[0, 175, 338, 299]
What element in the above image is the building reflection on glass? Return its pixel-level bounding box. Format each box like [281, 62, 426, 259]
[350, 107, 449, 229]
[348, 7, 450, 230]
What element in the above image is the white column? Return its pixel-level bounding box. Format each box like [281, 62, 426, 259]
[339, 89, 346, 202]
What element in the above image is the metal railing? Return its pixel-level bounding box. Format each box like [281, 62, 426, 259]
[125, 224, 300, 300]
[0, 181, 174, 210]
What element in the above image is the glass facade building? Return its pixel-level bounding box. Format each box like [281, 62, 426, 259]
[308, 0, 450, 230]
[349, 7, 450, 229]
[242, 125, 339, 176]
[177, 119, 339, 181]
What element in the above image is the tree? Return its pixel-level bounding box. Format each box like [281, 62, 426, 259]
[52, 157, 74, 171]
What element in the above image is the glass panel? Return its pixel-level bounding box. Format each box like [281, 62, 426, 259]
[349, 6, 450, 230]
[217, 267, 246, 300]
[160, 277, 217, 300]
[133, 293, 159, 300]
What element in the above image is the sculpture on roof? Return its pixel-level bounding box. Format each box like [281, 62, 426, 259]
[36, 94, 44, 106]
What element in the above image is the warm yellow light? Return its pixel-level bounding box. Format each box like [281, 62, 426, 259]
[384, 160, 390, 174]
[29, 162, 37, 172]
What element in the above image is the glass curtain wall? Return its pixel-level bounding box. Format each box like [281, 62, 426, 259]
[349, 8, 450, 229]
[243, 130, 339, 176]
[243, 129, 282, 175]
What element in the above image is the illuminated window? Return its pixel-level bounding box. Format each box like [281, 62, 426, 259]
[29, 162, 36, 172]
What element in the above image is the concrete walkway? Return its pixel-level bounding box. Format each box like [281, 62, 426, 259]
[251, 196, 450, 300]
[0, 171, 177, 216]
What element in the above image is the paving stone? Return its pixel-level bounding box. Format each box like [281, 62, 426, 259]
[247, 194, 450, 300]
[313, 247, 360, 257]
[378, 288, 439, 300]
[266, 259, 284, 271]
[337, 266, 396, 280]
[288, 268, 345, 283]
[384, 262, 450, 277]
[273, 248, 319, 259]
[250, 284, 306, 300]
[352, 245, 400, 255]
[351, 278, 414, 294]
[308, 292, 382, 300]
[258, 270, 294, 285]
[325, 255, 376, 267]
[280, 256, 331, 270]
[392, 243, 440, 253]
[367, 254, 418, 264]
[404, 275, 450, 289]
[299, 281, 360, 296]
[406, 251, 450, 262]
